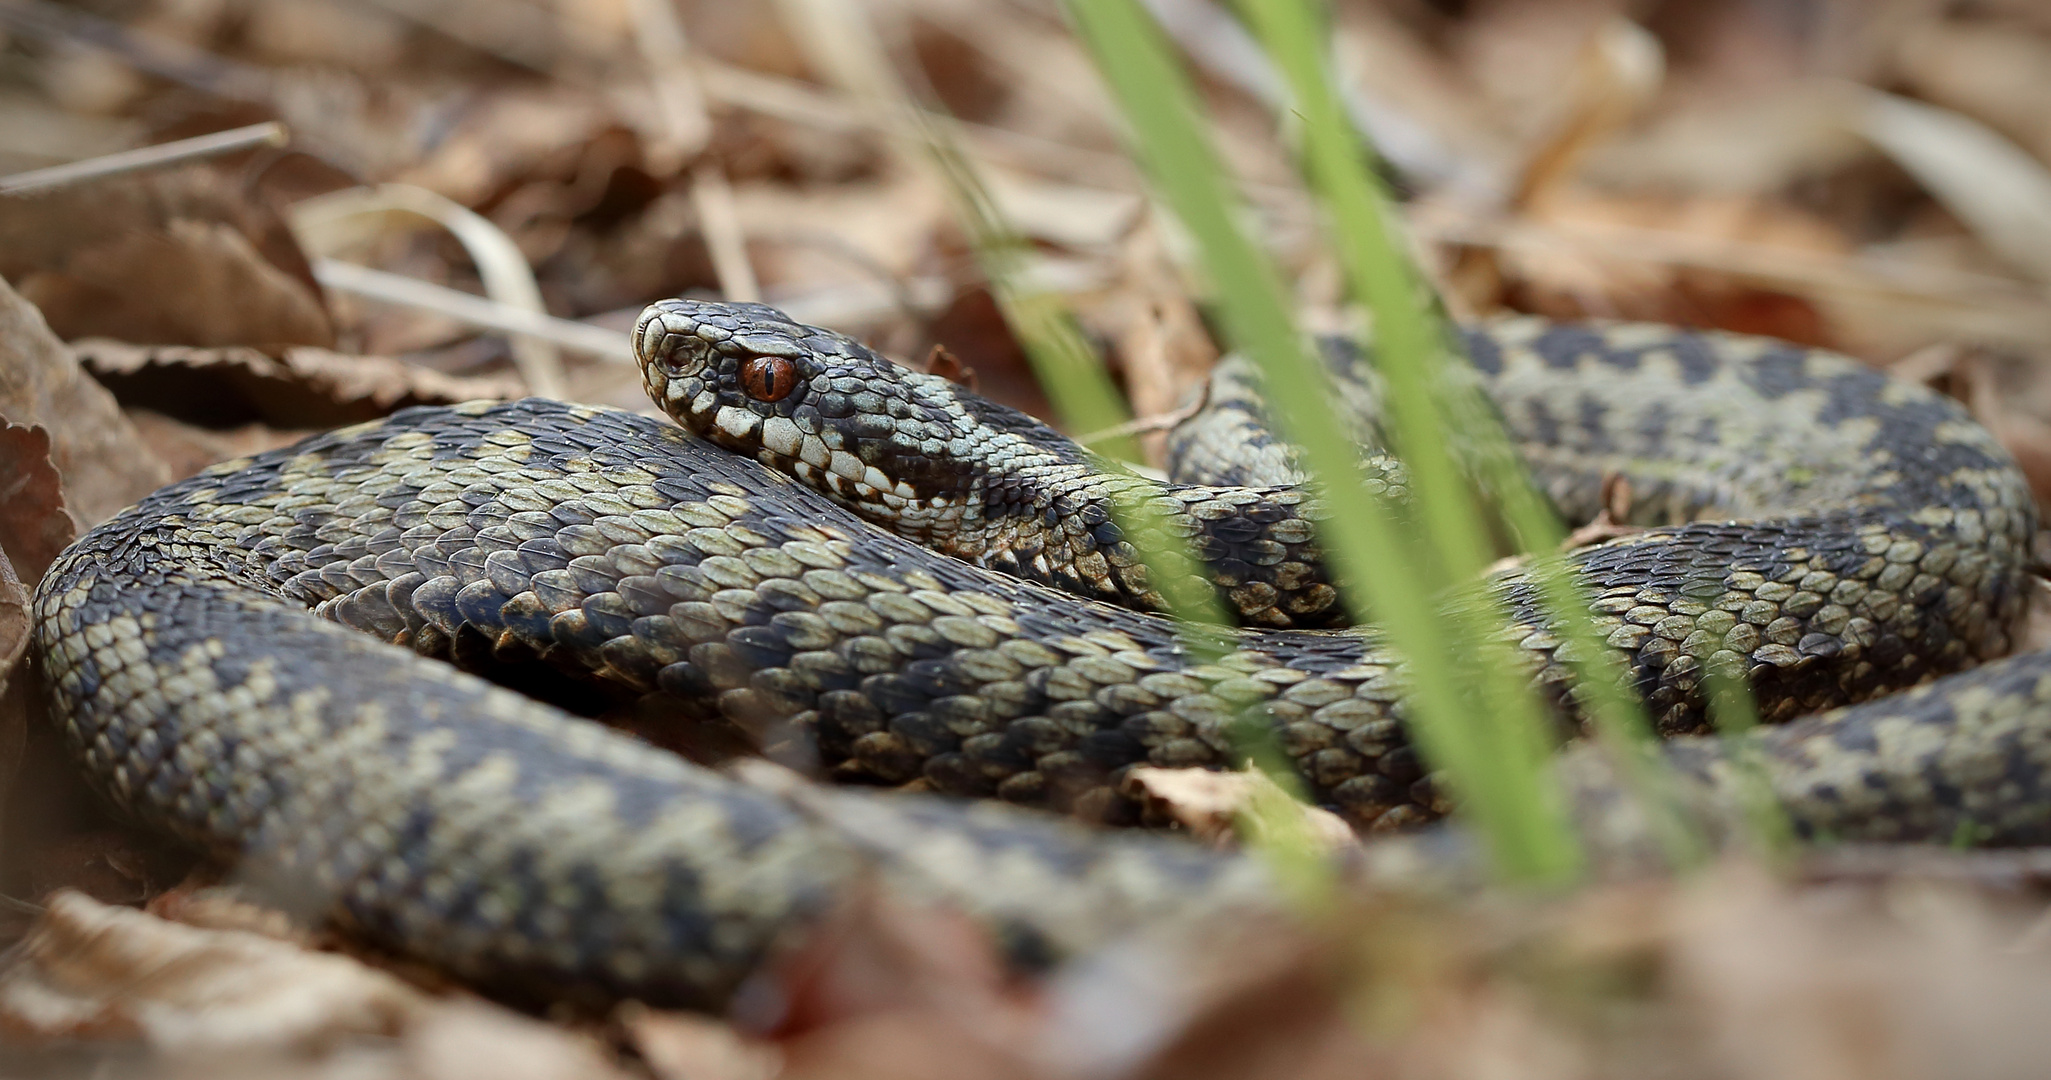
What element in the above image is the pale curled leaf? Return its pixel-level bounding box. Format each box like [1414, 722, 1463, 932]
[405, 1000, 632, 1080]
[1860, 92, 2051, 285]
[0, 890, 427, 1050]
[0, 891, 635, 1077]
[1120, 766, 1355, 852]
[289, 184, 566, 398]
[753, 881, 1042, 1080]
[1896, 20, 2051, 175]
[619, 1004, 781, 1080]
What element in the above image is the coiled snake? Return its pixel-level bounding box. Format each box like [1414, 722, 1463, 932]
[29, 299, 2050, 1009]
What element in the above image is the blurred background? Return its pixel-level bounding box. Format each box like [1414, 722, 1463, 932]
[6, 4, 2051, 1077]
[1, 0, 2047, 489]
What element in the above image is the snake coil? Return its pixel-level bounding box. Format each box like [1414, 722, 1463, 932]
[30, 301, 2048, 1008]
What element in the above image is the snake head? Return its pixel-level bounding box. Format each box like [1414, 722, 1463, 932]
[635, 298, 1074, 528]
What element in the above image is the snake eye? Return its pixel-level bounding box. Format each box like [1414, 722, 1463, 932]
[740, 355, 798, 402]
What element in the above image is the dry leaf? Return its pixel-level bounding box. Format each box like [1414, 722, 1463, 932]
[920, 290, 1054, 426]
[122, 411, 318, 484]
[0, 892, 640, 1077]
[0, 548, 26, 703]
[1440, 190, 1846, 344]
[74, 340, 521, 430]
[923, 343, 978, 389]
[761, 886, 1042, 1080]
[404, 1000, 633, 1080]
[21, 219, 335, 349]
[0, 548, 31, 837]
[289, 183, 568, 398]
[0, 422, 77, 584]
[1895, 19, 2051, 172]
[0, 169, 332, 349]
[1041, 910, 1388, 1080]
[1110, 223, 1220, 465]
[1671, 864, 2051, 1080]
[981, 167, 1142, 250]
[0, 275, 168, 526]
[778, 1008, 1043, 1080]
[619, 1004, 782, 1080]
[0, 890, 426, 1051]
[1120, 766, 1356, 852]
[763, 885, 1021, 1035]
[395, 88, 623, 207]
[1859, 92, 2051, 285]
[147, 885, 315, 946]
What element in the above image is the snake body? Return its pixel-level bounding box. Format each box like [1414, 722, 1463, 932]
[29, 302, 2051, 1009]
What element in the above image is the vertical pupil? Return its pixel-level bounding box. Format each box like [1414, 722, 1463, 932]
[748, 358, 787, 400]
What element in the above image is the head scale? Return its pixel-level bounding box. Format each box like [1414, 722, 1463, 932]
[633, 298, 997, 518]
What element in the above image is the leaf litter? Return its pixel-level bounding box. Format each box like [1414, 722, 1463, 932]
[1, 1, 2050, 1076]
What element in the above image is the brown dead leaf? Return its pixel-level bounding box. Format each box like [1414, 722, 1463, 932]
[1859, 92, 2051, 287]
[0, 276, 168, 526]
[778, 1008, 1043, 1080]
[763, 885, 1022, 1036]
[980, 167, 1142, 250]
[1440, 191, 1846, 345]
[0, 891, 637, 1077]
[1914, 346, 2051, 509]
[147, 885, 313, 947]
[619, 1004, 781, 1080]
[396, 87, 625, 207]
[0, 168, 332, 349]
[0, 890, 426, 1050]
[1559, 473, 1647, 549]
[921, 290, 1054, 425]
[20, 219, 334, 349]
[923, 343, 978, 390]
[1120, 766, 1357, 852]
[759, 885, 1044, 1080]
[1111, 223, 1220, 466]
[75, 340, 521, 430]
[0, 548, 30, 846]
[405, 1000, 633, 1080]
[0, 547, 25, 681]
[1042, 910, 1391, 1080]
[0, 423, 79, 584]
[122, 411, 318, 484]
[1671, 863, 2051, 1080]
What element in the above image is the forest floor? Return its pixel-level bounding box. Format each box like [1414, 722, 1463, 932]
[4, 0, 2051, 1076]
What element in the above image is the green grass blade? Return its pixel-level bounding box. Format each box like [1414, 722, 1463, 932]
[1064, 0, 1580, 884]
[1236, 0, 1712, 869]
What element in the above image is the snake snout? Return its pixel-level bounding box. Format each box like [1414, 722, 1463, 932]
[634, 300, 747, 435]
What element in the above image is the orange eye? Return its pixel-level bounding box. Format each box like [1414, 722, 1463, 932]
[740, 356, 797, 402]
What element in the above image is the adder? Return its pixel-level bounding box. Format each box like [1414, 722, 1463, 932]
[29, 297, 2049, 1009]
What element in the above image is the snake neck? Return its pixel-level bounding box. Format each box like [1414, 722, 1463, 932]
[808, 374, 1352, 625]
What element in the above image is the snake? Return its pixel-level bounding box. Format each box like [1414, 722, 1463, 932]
[27, 297, 2051, 1011]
